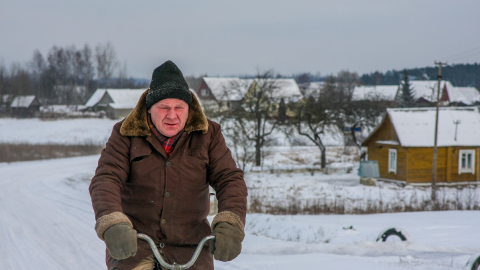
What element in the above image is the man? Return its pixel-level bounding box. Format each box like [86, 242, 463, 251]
[89, 60, 248, 270]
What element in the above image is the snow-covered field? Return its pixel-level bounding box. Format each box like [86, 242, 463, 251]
[0, 118, 118, 145]
[0, 155, 479, 270]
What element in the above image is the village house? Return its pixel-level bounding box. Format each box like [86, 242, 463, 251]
[362, 107, 480, 185]
[10, 95, 41, 117]
[405, 80, 480, 107]
[352, 81, 480, 107]
[85, 88, 201, 119]
[84, 88, 145, 119]
[194, 77, 252, 110]
[244, 78, 304, 119]
[352, 85, 399, 103]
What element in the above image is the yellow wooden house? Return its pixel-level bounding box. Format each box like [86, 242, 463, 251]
[362, 107, 480, 185]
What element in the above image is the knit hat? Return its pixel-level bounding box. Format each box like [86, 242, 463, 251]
[146, 60, 192, 109]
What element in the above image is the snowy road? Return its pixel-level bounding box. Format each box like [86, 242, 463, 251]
[0, 156, 479, 270]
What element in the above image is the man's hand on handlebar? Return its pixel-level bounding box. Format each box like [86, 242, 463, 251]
[103, 222, 138, 260]
[210, 222, 245, 262]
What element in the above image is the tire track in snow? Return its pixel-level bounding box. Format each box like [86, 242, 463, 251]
[0, 156, 105, 270]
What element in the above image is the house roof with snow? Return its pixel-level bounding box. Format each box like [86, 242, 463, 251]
[252, 78, 303, 102]
[409, 80, 453, 103]
[363, 107, 480, 147]
[85, 89, 107, 107]
[10, 96, 39, 108]
[85, 89, 145, 109]
[202, 77, 253, 101]
[447, 86, 480, 105]
[352, 85, 399, 101]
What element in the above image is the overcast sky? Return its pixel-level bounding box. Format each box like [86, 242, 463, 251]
[1, 0, 479, 79]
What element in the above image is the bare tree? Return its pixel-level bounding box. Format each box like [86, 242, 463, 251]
[225, 70, 283, 166]
[295, 76, 340, 168]
[95, 42, 119, 88]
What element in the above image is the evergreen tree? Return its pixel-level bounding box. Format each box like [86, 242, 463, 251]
[400, 69, 415, 107]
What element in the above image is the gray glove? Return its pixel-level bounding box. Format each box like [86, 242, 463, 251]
[210, 222, 244, 262]
[103, 222, 137, 260]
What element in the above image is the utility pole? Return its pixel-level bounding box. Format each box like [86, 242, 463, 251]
[431, 61, 447, 203]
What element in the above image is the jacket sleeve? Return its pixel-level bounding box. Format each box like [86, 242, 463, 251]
[207, 122, 248, 233]
[89, 121, 133, 239]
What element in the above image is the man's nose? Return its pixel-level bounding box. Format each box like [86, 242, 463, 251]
[166, 108, 176, 118]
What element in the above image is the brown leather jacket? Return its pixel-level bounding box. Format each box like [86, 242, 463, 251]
[89, 90, 247, 270]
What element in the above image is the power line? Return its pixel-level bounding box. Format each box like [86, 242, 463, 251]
[441, 46, 480, 61]
[446, 51, 480, 63]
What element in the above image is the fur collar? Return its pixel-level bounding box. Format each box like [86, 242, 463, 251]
[120, 89, 208, 137]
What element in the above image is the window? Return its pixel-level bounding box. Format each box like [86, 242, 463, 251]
[458, 149, 475, 174]
[388, 148, 397, 174]
[201, 89, 209, 96]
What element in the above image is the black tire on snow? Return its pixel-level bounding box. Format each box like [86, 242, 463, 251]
[376, 227, 409, 242]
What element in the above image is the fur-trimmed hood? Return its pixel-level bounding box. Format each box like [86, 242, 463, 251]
[120, 89, 208, 136]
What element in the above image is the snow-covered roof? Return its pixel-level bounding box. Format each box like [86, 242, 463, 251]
[352, 85, 399, 101]
[85, 89, 145, 109]
[448, 86, 480, 105]
[106, 89, 145, 106]
[85, 89, 106, 107]
[387, 107, 480, 147]
[10, 96, 37, 108]
[409, 80, 454, 103]
[203, 77, 252, 101]
[254, 78, 303, 102]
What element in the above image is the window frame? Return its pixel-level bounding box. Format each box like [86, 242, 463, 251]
[458, 149, 475, 175]
[388, 148, 397, 174]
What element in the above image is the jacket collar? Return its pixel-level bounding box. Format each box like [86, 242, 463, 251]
[120, 89, 208, 137]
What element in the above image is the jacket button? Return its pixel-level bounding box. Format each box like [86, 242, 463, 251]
[165, 192, 170, 198]
[166, 161, 172, 167]
[161, 219, 166, 224]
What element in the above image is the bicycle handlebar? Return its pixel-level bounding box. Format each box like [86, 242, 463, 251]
[137, 233, 215, 270]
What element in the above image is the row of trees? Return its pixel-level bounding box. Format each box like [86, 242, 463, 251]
[0, 42, 146, 107]
[210, 70, 388, 170]
[360, 63, 480, 89]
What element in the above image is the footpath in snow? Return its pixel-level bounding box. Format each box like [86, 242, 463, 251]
[0, 155, 479, 270]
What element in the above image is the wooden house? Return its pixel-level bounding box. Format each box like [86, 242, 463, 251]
[362, 107, 480, 185]
[10, 95, 41, 117]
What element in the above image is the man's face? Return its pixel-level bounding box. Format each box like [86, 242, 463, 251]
[148, 98, 189, 137]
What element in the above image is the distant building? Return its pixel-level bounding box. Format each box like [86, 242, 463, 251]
[10, 95, 41, 117]
[353, 81, 480, 107]
[85, 88, 201, 119]
[362, 107, 480, 185]
[85, 89, 146, 119]
[195, 77, 252, 110]
[405, 80, 480, 107]
[244, 78, 304, 119]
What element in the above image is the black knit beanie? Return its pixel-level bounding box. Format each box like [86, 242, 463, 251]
[146, 60, 192, 109]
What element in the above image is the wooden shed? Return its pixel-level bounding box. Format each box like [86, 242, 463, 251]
[362, 107, 480, 185]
